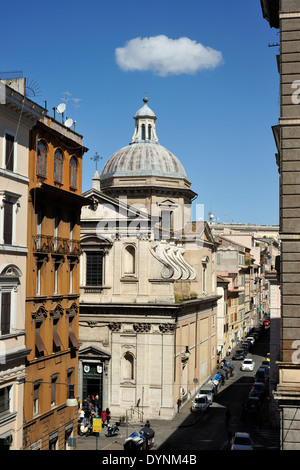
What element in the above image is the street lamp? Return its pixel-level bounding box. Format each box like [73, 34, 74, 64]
[66, 385, 78, 407]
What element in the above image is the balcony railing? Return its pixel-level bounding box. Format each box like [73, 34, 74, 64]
[33, 235, 81, 255]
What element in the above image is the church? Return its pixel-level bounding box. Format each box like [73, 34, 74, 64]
[78, 97, 220, 420]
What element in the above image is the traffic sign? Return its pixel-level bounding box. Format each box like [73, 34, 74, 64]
[92, 418, 102, 433]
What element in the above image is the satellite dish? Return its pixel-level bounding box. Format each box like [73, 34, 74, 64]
[65, 118, 73, 128]
[56, 103, 66, 114]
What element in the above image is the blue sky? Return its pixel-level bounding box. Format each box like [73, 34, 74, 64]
[1, 0, 280, 225]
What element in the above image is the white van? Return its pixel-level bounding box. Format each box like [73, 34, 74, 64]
[191, 394, 209, 413]
[199, 384, 214, 405]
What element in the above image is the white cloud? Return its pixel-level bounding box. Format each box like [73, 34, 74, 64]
[115, 35, 223, 77]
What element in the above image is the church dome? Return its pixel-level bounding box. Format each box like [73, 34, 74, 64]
[100, 98, 189, 182]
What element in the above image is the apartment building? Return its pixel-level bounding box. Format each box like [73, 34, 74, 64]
[0, 79, 45, 449]
[22, 114, 89, 450]
[261, 0, 300, 448]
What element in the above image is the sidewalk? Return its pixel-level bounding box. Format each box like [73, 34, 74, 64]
[76, 399, 194, 451]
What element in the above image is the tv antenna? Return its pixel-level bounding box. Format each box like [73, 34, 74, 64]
[72, 98, 81, 131]
[91, 152, 103, 171]
[62, 91, 71, 103]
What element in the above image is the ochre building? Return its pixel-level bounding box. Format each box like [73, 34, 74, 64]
[23, 116, 89, 450]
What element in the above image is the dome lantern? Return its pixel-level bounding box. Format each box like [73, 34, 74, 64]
[131, 96, 159, 144]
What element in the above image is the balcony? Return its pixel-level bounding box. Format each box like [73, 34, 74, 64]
[33, 235, 54, 253]
[33, 235, 81, 256]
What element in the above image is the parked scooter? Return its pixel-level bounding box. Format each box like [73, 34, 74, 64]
[78, 417, 92, 437]
[106, 423, 119, 437]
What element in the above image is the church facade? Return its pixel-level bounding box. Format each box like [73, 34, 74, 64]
[79, 98, 220, 420]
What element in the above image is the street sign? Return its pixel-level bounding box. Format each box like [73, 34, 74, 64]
[93, 418, 102, 433]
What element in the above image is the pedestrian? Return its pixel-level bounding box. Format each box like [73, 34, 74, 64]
[94, 394, 99, 413]
[106, 408, 111, 425]
[145, 420, 150, 427]
[101, 409, 107, 427]
[177, 398, 182, 412]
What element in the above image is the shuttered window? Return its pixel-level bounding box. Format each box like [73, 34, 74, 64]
[37, 140, 47, 177]
[5, 133, 14, 171]
[69, 157, 77, 189]
[54, 149, 63, 183]
[1, 292, 11, 335]
[86, 252, 103, 286]
[3, 201, 13, 245]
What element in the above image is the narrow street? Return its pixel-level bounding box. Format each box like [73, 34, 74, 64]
[158, 327, 279, 451]
[78, 327, 279, 451]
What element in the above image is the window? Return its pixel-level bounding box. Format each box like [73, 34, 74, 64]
[69, 263, 75, 294]
[68, 316, 79, 349]
[54, 149, 63, 183]
[141, 124, 145, 140]
[202, 264, 207, 294]
[161, 210, 173, 238]
[148, 124, 151, 140]
[36, 261, 42, 295]
[0, 264, 21, 336]
[69, 157, 77, 189]
[35, 321, 46, 357]
[1, 193, 21, 246]
[53, 318, 62, 353]
[86, 252, 104, 286]
[33, 382, 41, 416]
[0, 386, 12, 415]
[37, 140, 47, 177]
[3, 200, 13, 245]
[51, 375, 58, 407]
[1, 292, 11, 335]
[5, 133, 14, 171]
[54, 261, 60, 294]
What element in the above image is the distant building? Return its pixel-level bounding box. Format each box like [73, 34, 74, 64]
[79, 98, 220, 420]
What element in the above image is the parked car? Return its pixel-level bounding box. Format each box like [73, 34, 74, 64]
[261, 360, 270, 368]
[191, 394, 210, 413]
[255, 368, 268, 383]
[246, 336, 255, 345]
[245, 396, 260, 414]
[199, 383, 215, 405]
[231, 432, 253, 450]
[260, 364, 270, 377]
[232, 350, 246, 360]
[241, 359, 255, 372]
[250, 382, 266, 399]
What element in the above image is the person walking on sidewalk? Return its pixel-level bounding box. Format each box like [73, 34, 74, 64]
[101, 409, 107, 427]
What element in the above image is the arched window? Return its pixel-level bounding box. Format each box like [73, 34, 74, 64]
[37, 140, 47, 177]
[141, 124, 145, 140]
[123, 352, 134, 380]
[69, 156, 77, 189]
[54, 149, 63, 183]
[123, 245, 136, 275]
[148, 124, 151, 140]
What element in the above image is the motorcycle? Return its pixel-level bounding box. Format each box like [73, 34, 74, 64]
[78, 417, 92, 437]
[106, 423, 119, 437]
